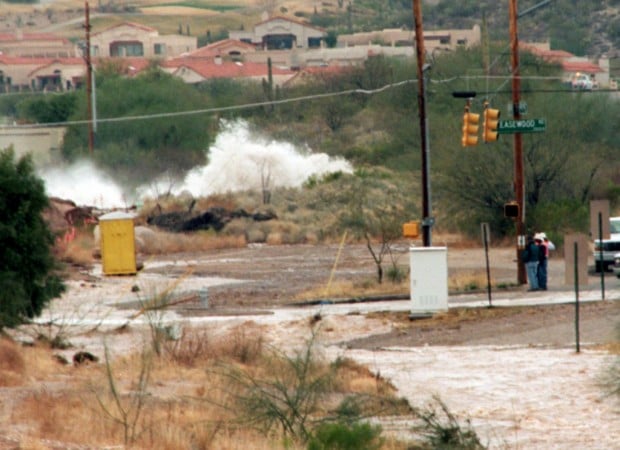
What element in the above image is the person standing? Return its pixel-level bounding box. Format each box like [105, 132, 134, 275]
[522, 236, 540, 291]
[535, 233, 548, 291]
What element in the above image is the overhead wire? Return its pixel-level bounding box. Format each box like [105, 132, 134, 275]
[0, 73, 594, 130]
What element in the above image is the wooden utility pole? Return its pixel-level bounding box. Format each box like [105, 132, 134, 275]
[83, 1, 94, 154]
[413, 0, 432, 247]
[509, 0, 526, 284]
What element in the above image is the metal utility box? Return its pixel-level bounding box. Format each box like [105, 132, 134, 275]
[410, 246, 448, 317]
[99, 211, 137, 275]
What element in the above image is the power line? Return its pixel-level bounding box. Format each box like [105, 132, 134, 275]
[2, 79, 417, 129]
[0, 74, 604, 130]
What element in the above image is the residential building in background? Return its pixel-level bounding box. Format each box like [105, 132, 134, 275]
[0, 30, 78, 58]
[230, 15, 326, 50]
[90, 22, 196, 58]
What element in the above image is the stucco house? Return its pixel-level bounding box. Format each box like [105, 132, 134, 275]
[522, 42, 609, 88]
[229, 15, 326, 50]
[192, 39, 257, 60]
[0, 30, 78, 58]
[89, 22, 196, 58]
[337, 25, 481, 52]
[0, 56, 87, 91]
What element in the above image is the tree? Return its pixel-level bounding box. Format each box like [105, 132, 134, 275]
[62, 67, 215, 188]
[334, 169, 418, 284]
[0, 148, 65, 329]
[16, 92, 78, 124]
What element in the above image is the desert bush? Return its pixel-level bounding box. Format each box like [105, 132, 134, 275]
[94, 345, 154, 446]
[411, 396, 486, 450]
[307, 421, 384, 450]
[163, 327, 213, 367]
[218, 333, 340, 442]
[163, 325, 265, 367]
[386, 264, 407, 283]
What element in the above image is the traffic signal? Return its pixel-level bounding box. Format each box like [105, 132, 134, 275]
[504, 202, 519, 218]
[482, 102, 500, 143]
[461, 108, 479, 147]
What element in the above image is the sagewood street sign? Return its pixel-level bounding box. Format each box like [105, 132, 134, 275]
[497, 118, 546, 134]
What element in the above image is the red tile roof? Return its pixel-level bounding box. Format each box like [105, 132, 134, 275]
[162, 58, 294, 79]
[92, 22, 158, 37]
[254, 15, 325, 33]
[521, 44, 574, 61]
[0, 32, 70, 43]
[0, 55, 62, 65]
[561, 61, 604, 73]
[203, 39, 256, 52]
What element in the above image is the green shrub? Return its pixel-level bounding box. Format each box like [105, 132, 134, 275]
[0, 148, 65, 329]
[307, 421, 384, 450]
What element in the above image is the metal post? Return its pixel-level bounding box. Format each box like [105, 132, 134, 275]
[598, 212, 605, 299]
[509, 0, 526, 284]
[574, 242, 580, 353]
[482, 223, 492, 308]
[413, 0, 432, 247]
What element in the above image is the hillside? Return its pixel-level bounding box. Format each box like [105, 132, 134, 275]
[3, 0, 620, 59]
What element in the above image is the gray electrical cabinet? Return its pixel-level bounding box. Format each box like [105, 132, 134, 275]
[410, 246, 449, 317]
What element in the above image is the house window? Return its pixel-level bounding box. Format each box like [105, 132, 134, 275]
[457, 39, 467, 45]
[110, 41, 144, 57]
[308, 37, 322, 48]
[264, 34, 295, 50]
[154, 43, 165, 55]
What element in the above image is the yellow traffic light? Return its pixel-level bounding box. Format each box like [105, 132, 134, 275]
[483, 103, 500, 143]
[461, 109, 479, 147]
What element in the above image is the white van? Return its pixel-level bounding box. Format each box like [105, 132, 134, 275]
[593, 216, 620, 272]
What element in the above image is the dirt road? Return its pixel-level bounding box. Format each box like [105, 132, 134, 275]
[139, 243, 620, 348]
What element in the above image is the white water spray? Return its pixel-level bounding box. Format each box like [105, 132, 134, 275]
[40, 120, 353, 208]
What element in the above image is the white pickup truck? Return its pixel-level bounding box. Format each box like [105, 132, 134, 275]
[594, 216, 620, 272]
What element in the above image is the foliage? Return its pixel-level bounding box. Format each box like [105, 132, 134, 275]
[94, 345, 153, 446]
[307, 421, 384, 450]
[220, 332, 337, 442]
[0, 148, 65, 330]
[412, 396, 486, 450]
[327, 168, 418, 283]
[16, 92, 78, 124]
[62, 68, 214, 187]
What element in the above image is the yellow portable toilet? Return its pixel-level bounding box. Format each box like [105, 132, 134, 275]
[99, 211, 137, 275]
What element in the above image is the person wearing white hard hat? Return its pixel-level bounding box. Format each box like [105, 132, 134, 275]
[535, 232, 553, 290]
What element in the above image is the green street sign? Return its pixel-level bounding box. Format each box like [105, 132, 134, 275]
[497, 118, 546, 134]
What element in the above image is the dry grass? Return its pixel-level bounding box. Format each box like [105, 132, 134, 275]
[295, 278, 409, 302]
[0, 338, 25, 386]
[57, 229, 96, 266]
[2, 322, 410, 449]
[448, 270, 491, 292]
[139, 229, 247, 255]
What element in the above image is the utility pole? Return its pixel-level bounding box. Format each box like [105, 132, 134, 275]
[83, 1, 94, 154]
[412, 0, 433, 247]
[509, 0, 527, 284]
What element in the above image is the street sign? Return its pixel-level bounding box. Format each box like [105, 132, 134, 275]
[507, 102, 528, 115]
[497, 118, 546, 134]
